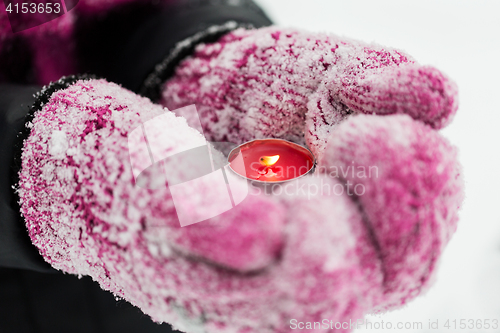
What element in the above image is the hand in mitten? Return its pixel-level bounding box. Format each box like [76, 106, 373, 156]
[160, 26, 458, 163]
[153, 24, 462, 327]
[17, 76, 286, 275]
[17, 74, 462, 333]
[318, 114, 463, 310]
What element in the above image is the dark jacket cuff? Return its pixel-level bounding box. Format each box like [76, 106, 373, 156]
[104, 0, 272, 99]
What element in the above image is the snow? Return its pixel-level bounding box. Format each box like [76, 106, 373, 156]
[254, 0, 500, 331]
[48, 130, 68, 157]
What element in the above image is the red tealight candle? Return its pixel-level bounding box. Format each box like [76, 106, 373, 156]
[228, 139, 315, 183]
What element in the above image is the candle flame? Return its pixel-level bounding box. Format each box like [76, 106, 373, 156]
[259, 155, 280, 167]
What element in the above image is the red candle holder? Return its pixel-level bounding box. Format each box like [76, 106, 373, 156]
[227, 139, 316, 184]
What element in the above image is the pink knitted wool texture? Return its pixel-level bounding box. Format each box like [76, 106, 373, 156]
[18, 27, 463, 333]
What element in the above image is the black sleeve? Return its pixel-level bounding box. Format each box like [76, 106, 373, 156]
[0, 84, 54, 272]
[76, 0, 273, 99]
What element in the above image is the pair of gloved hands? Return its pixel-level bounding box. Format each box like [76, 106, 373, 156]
[17, 25, 463, 333]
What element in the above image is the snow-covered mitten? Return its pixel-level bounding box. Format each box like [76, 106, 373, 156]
[15, 76, 286, 276]
[150, 23, 463, 324]
[319, 114, 463, 310]
[16, 74, 463, 333]
[159, 26, 458, 163]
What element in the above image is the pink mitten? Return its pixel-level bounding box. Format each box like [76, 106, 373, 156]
[154, 24, 462, 328]
[17, 77, 285, 275]
[161, 26, 458, 163]
[18, 73, 463, 333]
[319, 114, 463, 310]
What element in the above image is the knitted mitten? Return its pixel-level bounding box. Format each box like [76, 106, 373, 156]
[161, 26, 458, 163]
[319, 114, 463, 310]
[16, 77, 285, 274]
[17, 76, 463, 332]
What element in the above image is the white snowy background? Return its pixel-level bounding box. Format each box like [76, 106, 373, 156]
[254, 0, 500, 332]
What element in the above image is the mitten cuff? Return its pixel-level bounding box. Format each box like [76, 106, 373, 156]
[107, 0, 272, 98]
[12, 75, 98, 185]
[0, 75, 95, 272]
